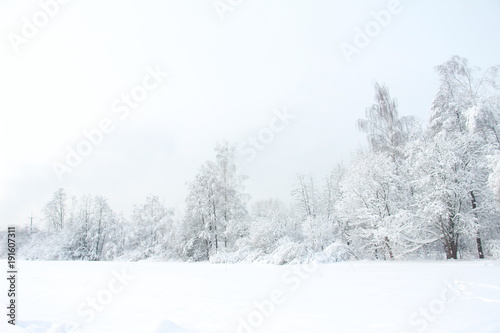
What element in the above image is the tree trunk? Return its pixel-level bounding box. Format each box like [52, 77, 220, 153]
[206, 239, 210, 260]
[444, 240, 458, 259]
[442, 217, 458, 259]
[470, 191, 484, 259]
[384, 236, 394, 260]
[214, 221, 218, 253]
[212, 201, 218, 253]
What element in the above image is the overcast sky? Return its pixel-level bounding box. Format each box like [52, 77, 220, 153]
[1, 0, 499, 230]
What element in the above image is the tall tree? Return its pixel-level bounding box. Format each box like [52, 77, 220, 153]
[62, 195, 116, 260]
[182, 142, 248, 260]
[291, 173, 319, 220]
[428, 56, 500, 258]
[321, 165, 345, 222]
[357, 82, 414, 161]
[214, 142, 248, 248]
[336, 152, 423, 260]
[43, 188, 67, 232]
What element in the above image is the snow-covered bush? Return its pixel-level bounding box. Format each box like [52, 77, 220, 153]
[18, 230, 70, 260]
[268, 237, 313, 265]
[314, 242, 352, 263]
[302, 216, 338, 252]
[248, 199, 295, 254]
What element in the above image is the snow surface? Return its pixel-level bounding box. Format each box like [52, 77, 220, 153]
[1, 260, 500, 333]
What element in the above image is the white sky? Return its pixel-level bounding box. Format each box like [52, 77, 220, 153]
[1, 0, 499, 230]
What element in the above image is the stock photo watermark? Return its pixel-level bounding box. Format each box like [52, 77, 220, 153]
[6, 226, 17, 326]
[339, 0, 404, 63]
[237, 261, 318, 333]
[237, 106, 295, 163]
[51, 267, 137, 332]
[51, 65, 168, 182]
[403, 280, 466, 333]
[7, 0, 72, 54]
[213, 0, 243, 21]
[77, 268, 135, 323]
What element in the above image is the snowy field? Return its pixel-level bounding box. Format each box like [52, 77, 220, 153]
[2, 260, 500, 333]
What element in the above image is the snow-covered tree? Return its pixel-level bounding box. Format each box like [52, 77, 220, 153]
[489, 154, 500, 205]
[43, 188, 68, 232]
[337, 152, 417, 260]
[62, 195, 117, 260]
[321, 164, 345, 221]
[431, 56, 499, 141]
[407, 134, 492, 259]
[248, 199, 292, 253]
[357, 82, 415, 161]
[214, 142, 249, 248]
[16, 56, 500, 264]
[291, 173, 320, 220]
[291, 172, 344, 252]
[426, 56, 500, 258]
[181, 142, 248, 260]
[125, 195, 175, 259]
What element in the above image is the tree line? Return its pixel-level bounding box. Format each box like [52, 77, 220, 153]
[3, 56, 500, 263]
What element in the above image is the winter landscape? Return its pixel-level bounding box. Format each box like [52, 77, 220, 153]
[0, 260, 500, 332]
[1, 1, 500, 332]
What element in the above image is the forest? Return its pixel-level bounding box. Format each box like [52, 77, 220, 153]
[3, 56, 500, 263]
